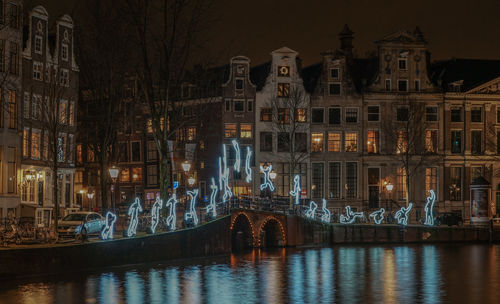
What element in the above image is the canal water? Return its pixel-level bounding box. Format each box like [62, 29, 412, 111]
[1, 244, 499, 304]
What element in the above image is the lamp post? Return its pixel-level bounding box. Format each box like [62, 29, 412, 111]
[269, 171, 277, 208]
[87, 192, 95, 211]
[384, 180, 393, 211]
[182, 161, 191, 196]
[108, 166, 119, 212]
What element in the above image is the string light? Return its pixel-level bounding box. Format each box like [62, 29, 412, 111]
[206, 177, 218, 218]
[245, 146, 252, 183]
[320, 199, 330, 223]
[424, 190, 436, 226]
[395, 203, 413, 226]
[165, 194, 178, 231]
[185, 189, 199, 226]
[289, 175, 301, 205]
[100, 211, 117, 240]
[127, 197, 143, 237]
[339, 206, 364, 224]
[369, 208, 385, 225]
[218, 157, 223, 190]
[232, 140, 241, 172]
[259, 165, 275, 192]
[150, 197, 162, 234]
[305, 201, 318, 219]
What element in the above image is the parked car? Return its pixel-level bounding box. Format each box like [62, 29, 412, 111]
[437, 212, 463, 226]
[57, 212, 106, 239]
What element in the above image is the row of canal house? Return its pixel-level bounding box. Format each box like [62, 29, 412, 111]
[177, 25, 500, 222]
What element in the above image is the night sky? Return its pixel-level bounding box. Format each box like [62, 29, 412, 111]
[41, 0, 500, 67]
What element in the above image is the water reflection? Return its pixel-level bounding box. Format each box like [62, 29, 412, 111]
[1, 244, 500, 304]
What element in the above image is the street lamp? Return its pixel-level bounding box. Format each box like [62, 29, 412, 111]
[384, 180, 393, 210]
[182, 161, 191, 173]
[108, 166, 120, 212]
[188, 177, 196, 186]
[87, 192, 95, 211]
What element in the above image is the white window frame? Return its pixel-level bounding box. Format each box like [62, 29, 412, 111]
[345, 107, 359, 123]
[34, 35, 43, 54]
[367, 105, 380, 122]
[33, 61, 43, 81]
[397, 79, 408, 92]
[61, 43, 69, 61]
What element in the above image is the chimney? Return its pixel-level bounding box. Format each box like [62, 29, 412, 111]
[339, 24, 354, 57]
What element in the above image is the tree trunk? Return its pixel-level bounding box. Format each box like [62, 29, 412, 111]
[159, 157, 170, 203]
[52, 164, 59, 240]
[99, 158, 109, 210]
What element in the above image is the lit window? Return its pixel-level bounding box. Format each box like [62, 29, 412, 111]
[132, 167, 143, 182]
[345, 132, 357, 152]
[295, 108, 307, 122]
[240, 124, 252, 138]
[311, 133, 324, 152]
[328, 132, 341, 152]
[260, 108, 272, 121]
[120, 168, 130, 182]
[31, 129, 41, 160]
[367, 130, 379, 154]
[425, 130, 438, 153]
[225, 124, 237, 138]
[397, 168, 407, 200]
[278, 108, 290, 123]
[277, 83, 290, 97]
[396, 131, 408, 153]
[187, 127, 196, 141]
[425, 168, 437, 198]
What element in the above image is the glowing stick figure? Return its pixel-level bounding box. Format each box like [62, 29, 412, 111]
[232, 140, 241, 172]
[206, 178, 218, 218]
[259, 165, 275, 192]
[289, 175, 301, 205]
[340, 206, 364, 224]
[320, 199, 331, 223]
[185, 189, 199, 226]
[150, 197, 163, 234]
[100, 212, 117, 240]
[424, 190, 436, 226]
[245, 146, 252, 183]
[395, 203, 413, 226]
[305, 201, 318, 219]
[221, 168, 232, 202]
[127, 197, 143, 237]
[165, 194, 178, 231]
[369, 208, 385, 225]
[218, 157, 223, 190]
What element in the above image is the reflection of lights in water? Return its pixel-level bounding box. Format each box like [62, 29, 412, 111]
[182, 267, 202, 304]
[288, 253, 304, 304]
[164, 268, 180, 304]
[149, 270, 163, 303]
[369, 247, 384, 302]
[205, 264, 235, 303]
[125, 271, 144, 304]
[338, 247, 365, 303]
[98, 273, 121, 304]
[305, 249, 319, 304]
[259, 260, 282, 304]
[319, 248, 334, 303]
[422, 246, 441, 304]
[383, 249, 397, 304]
[394, 247, 416, 303]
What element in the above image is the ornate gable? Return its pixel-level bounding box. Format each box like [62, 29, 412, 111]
[466, 77, 500, 94]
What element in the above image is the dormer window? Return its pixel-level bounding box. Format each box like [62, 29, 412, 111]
[35, 35, 42, 54]
[398, 58, 407, 70]
[278, 66, 290, 77]
[61, 43, 69, 61]
[235, 78, 244, 90]
[330, 68, 339, 79]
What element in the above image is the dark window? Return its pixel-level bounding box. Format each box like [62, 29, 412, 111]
[330, 68, 339, 79]
[450, 167, 462, 201]
[398, 80, 408, 92]
[471, 107, 482, 122]
[415, 80, 420, 91]
[260, 108, 272, 121]
[277, 132, 289, 152]
[247, 100, 253, 112]
[225, 99, 231, 112]
[471, 130, 482, 155]
[311, 108, 324, 123]
[235, 79, 244, 90]
[346, 162, 357, 198]
[451, 130, 462, 154]
[329, 83, 341, 95]
[367, 106, 379, 121]
[328, 162, 341, 199]
[328, 108, 341, 124]
[9, 41, 17, 75]
[9, 3, 18, 28]
[118, 143, 128, 162]
[345, 108, 358, 123]
[497, 108, 500, 123]
[497, 131, 500, 154]
[295, 133, 307, 152]
[398, 58, 407, 70]
[426, 107, 438, 121]
[312, 163, 324, 198]
[451, 108, 462, 122]
[234, 100, 244, 112]
[131, 141, 141, 162]
[385, 80, 391, 91]
[260, 132, 272, 152]
[397, 107, 409, 121]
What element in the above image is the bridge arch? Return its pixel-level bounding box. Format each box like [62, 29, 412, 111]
[230, 212, 255, 250]
[258, 216, 286, 248]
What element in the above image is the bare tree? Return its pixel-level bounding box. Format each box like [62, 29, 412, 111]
[268, 87, 309, 208]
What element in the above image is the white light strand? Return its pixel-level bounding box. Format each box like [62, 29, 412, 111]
[245, 146, 252, 183]
[100, 211, 117, 240]
[289, 175, 301, 205]
[127, 197, 143, 237]
[232, 140, 241, 172]
[305, 201, 318, 219]
[165, 194, 178, 231]
[424, 190, 436, 226]
[339, 206, 364, 224]
[259, 165, 275, 192]
[206, 177, 218, 218]
[395, 203, 413, 226]
[369, 208, 385, 225]
[218, 157, 223, 190]
[320, 199, 331, 223]
[150, 197, 163, 234]
[185, 189, 199, 226]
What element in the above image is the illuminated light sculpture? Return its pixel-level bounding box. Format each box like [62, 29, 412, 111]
[245, 146, 252, 183]
[218, 157, 223, 190]
[206, 178, 218, 218]
[424, 190, 436, 226]
[232, 140, 241, 172]
[259, 165, 275, 192]
[289, 175, 301, 205]
[395, 203, 413, 226]
[222, 168, 232, 202]
[339, 206, 364, 224]
[369, 208, 385, 225]
[320, 199, 331, 223]
[150, 197, 163, 234]
[100, 211, 117, 240]
[185, 189, 199, 226]
[165, 194, 178, 231]
[305, 201, 318, 219]
[127, 197, 143, 237]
